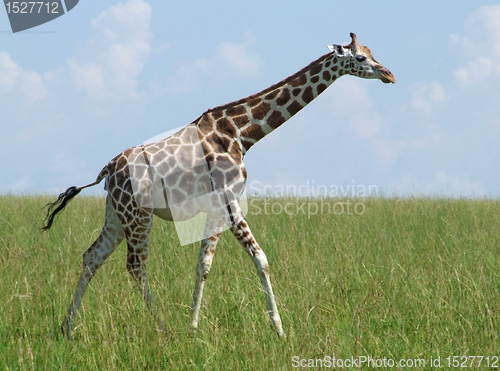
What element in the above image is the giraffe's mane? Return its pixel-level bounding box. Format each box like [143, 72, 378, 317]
[204, 51, 334, 115]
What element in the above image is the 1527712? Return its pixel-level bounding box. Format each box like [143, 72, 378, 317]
[446, 355, 498, 368]
[5, 2, 60, 14]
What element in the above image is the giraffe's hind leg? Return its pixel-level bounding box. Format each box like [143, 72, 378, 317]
[62, 196, 125, 338]
[118, 207, 166, 332]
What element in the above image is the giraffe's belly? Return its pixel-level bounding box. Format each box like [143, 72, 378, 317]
[152, 207, 175, 221]
[152, 206, 201, 222]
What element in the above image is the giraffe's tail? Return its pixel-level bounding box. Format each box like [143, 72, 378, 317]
[42, 167, 108, 231]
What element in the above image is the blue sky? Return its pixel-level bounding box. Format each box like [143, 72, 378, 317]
[1, 1, 500, 197]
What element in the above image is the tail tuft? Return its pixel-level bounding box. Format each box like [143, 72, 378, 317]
[42, 186, 82, 231]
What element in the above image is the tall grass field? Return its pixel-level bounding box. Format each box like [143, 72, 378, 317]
[0, 195, 499, 370]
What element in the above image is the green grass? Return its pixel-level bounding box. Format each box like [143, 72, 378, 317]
[0, 195, 499, 370]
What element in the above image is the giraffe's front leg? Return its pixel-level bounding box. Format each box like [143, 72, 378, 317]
[231, 219, 285, 338]
[191, 218, 225, 329]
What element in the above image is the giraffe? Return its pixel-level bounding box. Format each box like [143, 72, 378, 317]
[43, 33, 395, 338]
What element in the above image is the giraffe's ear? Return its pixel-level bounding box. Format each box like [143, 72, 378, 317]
[327, 44, 345, 56]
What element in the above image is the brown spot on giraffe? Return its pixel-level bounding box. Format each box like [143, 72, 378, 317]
[311, 76, 320, 84]
[201, 141, 212, 156]
[117, 151, 131, 171]
[302, 86, 314, 104]
[216, 118, 237, 137]
[215, 155, 233, 170]
[210, 168, 225, 189]
[206, 133, 231, 152]
[317, 83, 327, 95]
[165, 167, 183, 187]
[233, 115, 249, 128]
[292, 88, 301, 97]
[247, 97, 261, 107]
[276, 88, 291, 106]
[226, 105, 246, 117]
[178, 172, 196, 195]
[167, 137, 182, 146]
[287, 101, 303, 116]
[267, 111, 286, 129]
[225, 167, 240, 185]
[229, 142, 243, 164]
[152, 150, 167, 164]
[265, 90, 280, 100]
[116, 202, 125, 214]
[178, 149, 195, 171]
[290, 74, 307, 87]
[115, 169, 128, 189]
[310, 62, 323, 76]
[241, 124, 266, 142]
[251, 102, 271, 120]
[241, 139, 254, 151]
[198, 115, 213, 135]
[211, 110, 223, 120]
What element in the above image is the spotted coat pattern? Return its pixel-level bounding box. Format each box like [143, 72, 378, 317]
[50, 33, 394, 338]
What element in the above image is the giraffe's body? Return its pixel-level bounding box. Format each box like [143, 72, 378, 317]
[44, 34, 394, 338]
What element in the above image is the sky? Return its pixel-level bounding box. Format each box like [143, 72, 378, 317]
[1, 0, 500, 197]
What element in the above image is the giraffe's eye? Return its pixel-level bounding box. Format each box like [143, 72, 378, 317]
[356, 55, 367, 62]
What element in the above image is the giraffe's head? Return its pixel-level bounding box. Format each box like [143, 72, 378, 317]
[328, 33, 395, 84]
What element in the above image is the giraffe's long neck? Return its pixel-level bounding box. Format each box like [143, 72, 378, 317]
[200, 51, 345, 153]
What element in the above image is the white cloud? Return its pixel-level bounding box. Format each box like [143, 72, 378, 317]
[452, 4, 500, 87]
[349, 111, 381, 139]
[0, 52, 21, 94]
[167, 33, 263, 96]
[313, 77, 407, 170]
[323, 78, 381, 138]
[0, 51, 47, 106]
[167, 57, 211, 96]
[410, 130, 446, 150]
[153, 42, 172, 55]
[0, 175, 35, 194]
[435, 170, 485, 196]
[409, 81, 447, 114]
[67, 0, 152, 104]
[372, 138, 407, 167]
[454, 57, 495, 87]
[216, 33, 264, 79]
[385, 171, 486, 197]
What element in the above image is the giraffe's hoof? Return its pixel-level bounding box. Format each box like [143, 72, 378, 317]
[61, 324, 72, 339]
[276, 329, 286, 339]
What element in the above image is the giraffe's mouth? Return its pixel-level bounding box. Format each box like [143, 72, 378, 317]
[380, 70, 396, 84]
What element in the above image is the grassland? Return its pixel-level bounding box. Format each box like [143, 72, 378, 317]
[0, 195, 499, 370]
